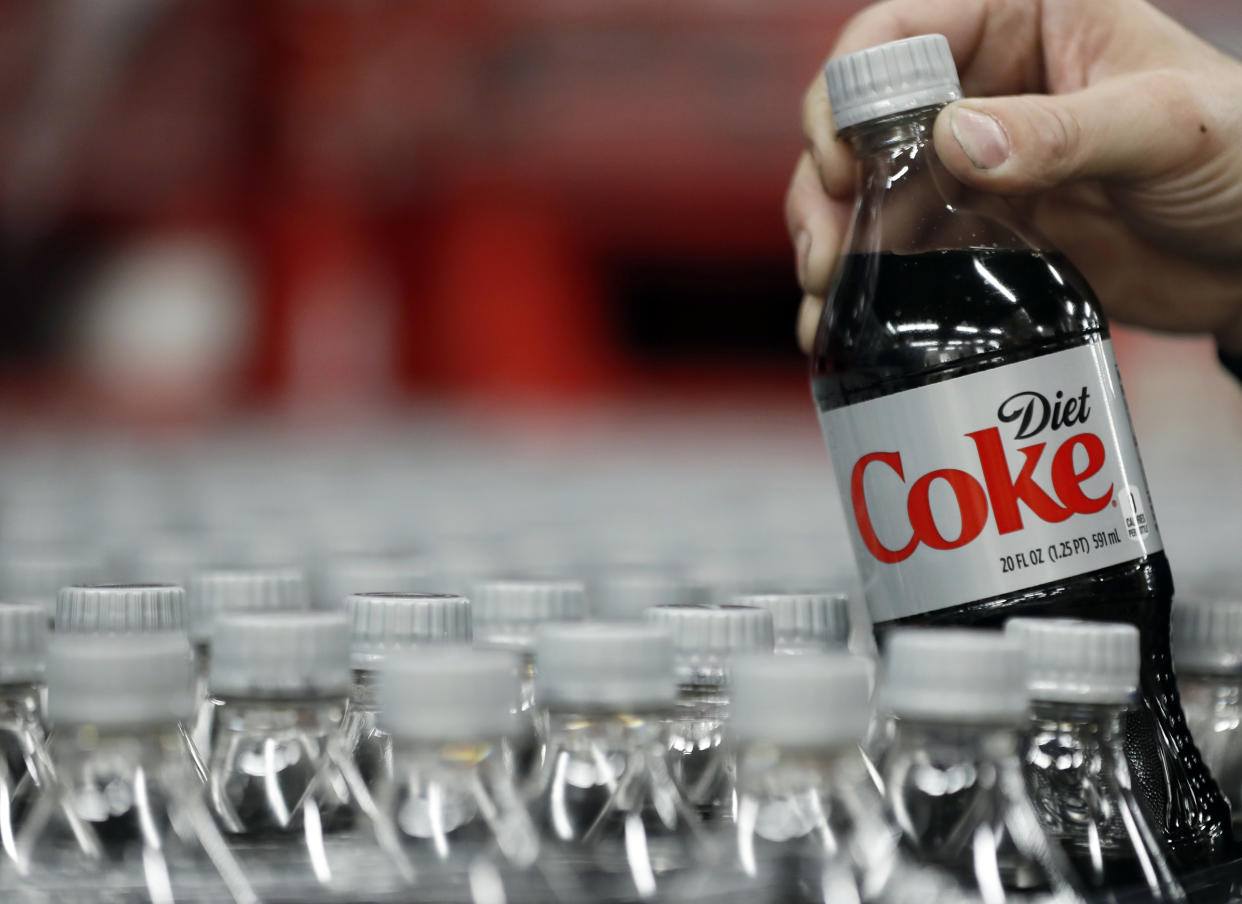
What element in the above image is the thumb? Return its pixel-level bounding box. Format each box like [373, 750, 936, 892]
[932, 71, 1214, 193]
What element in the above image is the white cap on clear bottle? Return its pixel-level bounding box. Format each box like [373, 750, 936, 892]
[824, 34, 962, 132]
[642, 604, 774, 686]
[0, 603, 49, 684]
[730, 653, 872, 749]
[188, 566, 308, 645]
[471, 578, 585, 654]
[346, 591, 472, 669]
[735, 592, 850, 653]
[45, 632, 195, 727]
[534, 622, 676, 710]
[1172, 599, 1242, 674]
[883, 628, 1028, 723]
[55, 584, 186, 633]
[379, 648, 519, 742]
[1005, 618, 1139, 705]
[210, 611, 350, 699]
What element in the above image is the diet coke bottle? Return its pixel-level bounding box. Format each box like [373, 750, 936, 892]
[813, 34, 1229, 868]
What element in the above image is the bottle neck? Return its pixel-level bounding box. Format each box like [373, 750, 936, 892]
[544, 706, 668, 751]
[734, 740, 860, 796]
[1025, 699, 1130, 767]
[0, 681, 42, 727]
[843, 106, 939, 159]
[350, 668, 380, 709]
[888, 717, 1022, 765]
[389, 735, 510, 788]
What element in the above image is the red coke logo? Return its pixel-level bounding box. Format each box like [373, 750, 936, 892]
[850, 387, 1113, 564]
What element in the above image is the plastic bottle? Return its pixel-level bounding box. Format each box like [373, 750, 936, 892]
[733, 592, 850, 654]
[186, 566, 309, 750]
[692, 652, 931, 904]
[879, 628, 1084, 902]
[14, 632, 256, 903]
[814, 33, 1229, 866]
[342, 591, 472, 788]
[1005, 618, 1186, 900]
[471, 579, 586, 784]
[528, 621, 706, 901]
[643, 603, 774, 822]
[375, 646, 578, 903]
[203, 610, 388, 896]
[1171, 598, 1242, 833]
[0, 603, 49, 859]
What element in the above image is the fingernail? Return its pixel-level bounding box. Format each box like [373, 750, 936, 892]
[950, 106, 1010, 169]
[795, 231, 811, 286]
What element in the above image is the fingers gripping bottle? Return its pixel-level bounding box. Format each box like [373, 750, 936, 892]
[880, 629, 1084, 903]
[813, 33, 1230, 866]
[1004, 618, 1185, 901]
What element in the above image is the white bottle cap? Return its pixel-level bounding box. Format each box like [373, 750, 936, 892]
[346, 592, 472, 669]
[0, 546, 106, 614]
[45, 632, 195, 726]
[824, 34, 962, 133]
[0, 603, 49, 683]
[534, 622, 676, 709]
[210, 611, 350, 698]
[471, 579, 585, 653]
[316, 553, 433, 610]
[730, 653, 872, 748]
[188, 566, 308, 643]
[55, 584, 186, 633]
[593, 571, 710, 621]
[883, 628, 1027, 723]
[643, 604, 774, 684]
[1005, 618, 1139, 705]
[379, 647, 519, 742]
[1172, 599, 1242, 674]
[735, 592, 850, 652]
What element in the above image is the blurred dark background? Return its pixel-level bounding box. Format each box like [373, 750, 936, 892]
[0, 0, 1236, 427]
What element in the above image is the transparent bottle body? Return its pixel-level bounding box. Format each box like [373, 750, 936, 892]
[0, 682, 48, 855]
[528, 706, 708, 901]
[684, 740, 946, 904]
[1178, 672, 1242, 833]
[1021, 701, 1184, 900]
[12, 720, 254, 903]
[667, 679, 733, 823]
[811, 105, 1230, 868]
[375, 736, 581, 904]
[340, 669, 391, 791]
[881, 719, 1084, 902]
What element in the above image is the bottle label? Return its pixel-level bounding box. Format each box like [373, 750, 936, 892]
[819, 340, 1161, 623]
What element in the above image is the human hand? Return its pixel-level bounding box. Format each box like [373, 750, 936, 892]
[788, 0, 1242, 352]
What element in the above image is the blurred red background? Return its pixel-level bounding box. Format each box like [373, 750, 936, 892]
[0, 0, 1235, 425]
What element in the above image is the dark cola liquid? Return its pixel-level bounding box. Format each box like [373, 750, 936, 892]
[812, 248, 1231, 870]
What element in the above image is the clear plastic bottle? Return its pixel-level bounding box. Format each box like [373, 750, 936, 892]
[642, 604, 774, 822]
[688, 652, 928, 904]
[342, 591, 472, 789]
[528, 621, 707, 901]
[374, 646, 579, 903]
[1171, 598, 1242, 833]
[814, 34, 1230, 866]
[0, 603, 49, 861]
[54, 583, 186, 634]
[186, 566, 309, 750]
[1004, 618, 1185, 900]
[471, 579, 586, 785]
[733, 592, 850, 655]
[880, 628, 1084, 903]
[13, 632, 256, 903]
